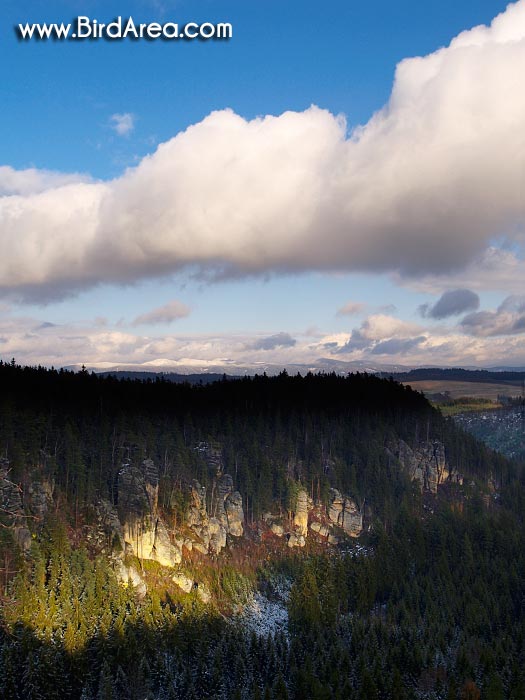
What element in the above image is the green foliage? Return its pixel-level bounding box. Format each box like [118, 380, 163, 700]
[0, 361, 524, 699]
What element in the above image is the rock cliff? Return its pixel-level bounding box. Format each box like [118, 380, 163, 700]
[117, 459, 182, 567]
[387, 439, 451, 493]
[328, 489, 363, 537]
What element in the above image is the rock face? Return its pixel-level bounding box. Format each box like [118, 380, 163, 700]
[225, 491, 244, 537]
[91, 499, 125, 553]
[27, 478, 54, 519]
[310, 521, 330, 538]
[387, 440, 450, 493]
[117, 459, 159, 521]
[211, 473, 245, 537]
[187, 480, 208, 529]
[185, 476, 244, 554]
[271, 523, 284, 537]
[172, 572, 194, 594]
[328, 489, 363, 537]
[293, 489, 309, 537]
[117, 460, 181, 567]
[287, 532, 305, 548]
[0, 462, 32, 550]
[113, 558, 147, 598]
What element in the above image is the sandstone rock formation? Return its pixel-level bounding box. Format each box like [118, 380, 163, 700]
[186, 475, 244, 554]
[27, 478, 54, 519]
[328, 489, 363, 537]
[117, 460, 181, 567]
[310, 521, 330, 538]
[293, 488, 309, 537]
[225, 491, 244, 537]
[287, 532, 305, 548]
[113, 558, 147, 597]
[387, 439, 450, 493]
[271, 523, 284, 537]
[172, 572, 194, 594]
[0, 462, 32, 550]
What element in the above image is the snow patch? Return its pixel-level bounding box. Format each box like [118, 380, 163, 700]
[239, 591, 289, 638]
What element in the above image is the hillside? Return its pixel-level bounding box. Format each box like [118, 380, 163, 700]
[0, 361, 524, 699]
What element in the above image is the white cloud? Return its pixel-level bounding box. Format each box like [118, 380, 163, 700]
[110, 113, 135, 136]
[337, 314, 427, 354]
[132, 299, 191, 326]
[0, 165, 91, 196]
[1, 311, 525, 370]
[1, 2, 525, 301]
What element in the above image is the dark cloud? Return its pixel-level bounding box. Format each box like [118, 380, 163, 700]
[35, 322, 58, 330]
[251, 332, 297, 351]
[336, 329, 370, 354]
[420, 289, 479, 319]
[460, 295, 525, 336]
[461, 310, 495, 331]
[370, 336, 426, 355]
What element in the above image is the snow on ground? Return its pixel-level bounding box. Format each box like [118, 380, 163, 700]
[339, 542, 372, 557]
[238, 591, 289, 638]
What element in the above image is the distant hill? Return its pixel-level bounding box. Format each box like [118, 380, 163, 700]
[386, 367, 525, 385]
[97, 370, 240, 384]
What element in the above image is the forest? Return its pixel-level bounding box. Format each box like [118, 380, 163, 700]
[0, 360, 524, 699]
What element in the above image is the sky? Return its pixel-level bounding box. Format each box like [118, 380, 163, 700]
[0, 0, 524, 372]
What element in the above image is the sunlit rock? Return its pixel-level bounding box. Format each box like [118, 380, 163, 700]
[328, 489, 363, 537]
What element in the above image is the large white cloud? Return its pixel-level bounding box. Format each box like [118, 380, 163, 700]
[1, 1, 525, 301]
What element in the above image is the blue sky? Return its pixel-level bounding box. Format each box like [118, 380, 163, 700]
[1, 0, 524, 370]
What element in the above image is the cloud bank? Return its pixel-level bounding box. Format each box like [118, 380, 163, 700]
[4, 309, 525, 371]
[1, 2, 525, 301]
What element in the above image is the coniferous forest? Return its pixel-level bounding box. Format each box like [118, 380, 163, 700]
[0, 360, 524, 699]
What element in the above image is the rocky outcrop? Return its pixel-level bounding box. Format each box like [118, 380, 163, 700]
[225, 491, 244, 537]
[27, 478, 54, 519]
[287, 532, 305, 548]
[310, 521, 330, 538]
[122, 515, 181, 567]
[187, 480, 208, 529]
[271, 523, 285, 537]
[1, 463, 32, 551]
[113, 559, 147, 598]
[173, 570, 212, 602]
[387, 440, 450, 493]
[117, 460, 181, 567]
[90, 500, 125, 553]
[328, 489, 363, 537]
[264, 484, 363, 547]
[212, 473, 244, 537]
[293, 489, 309, 537]
[172, 572, 194, 594]
[117, 459, 159, 521]
[185, 476, 244, 554]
